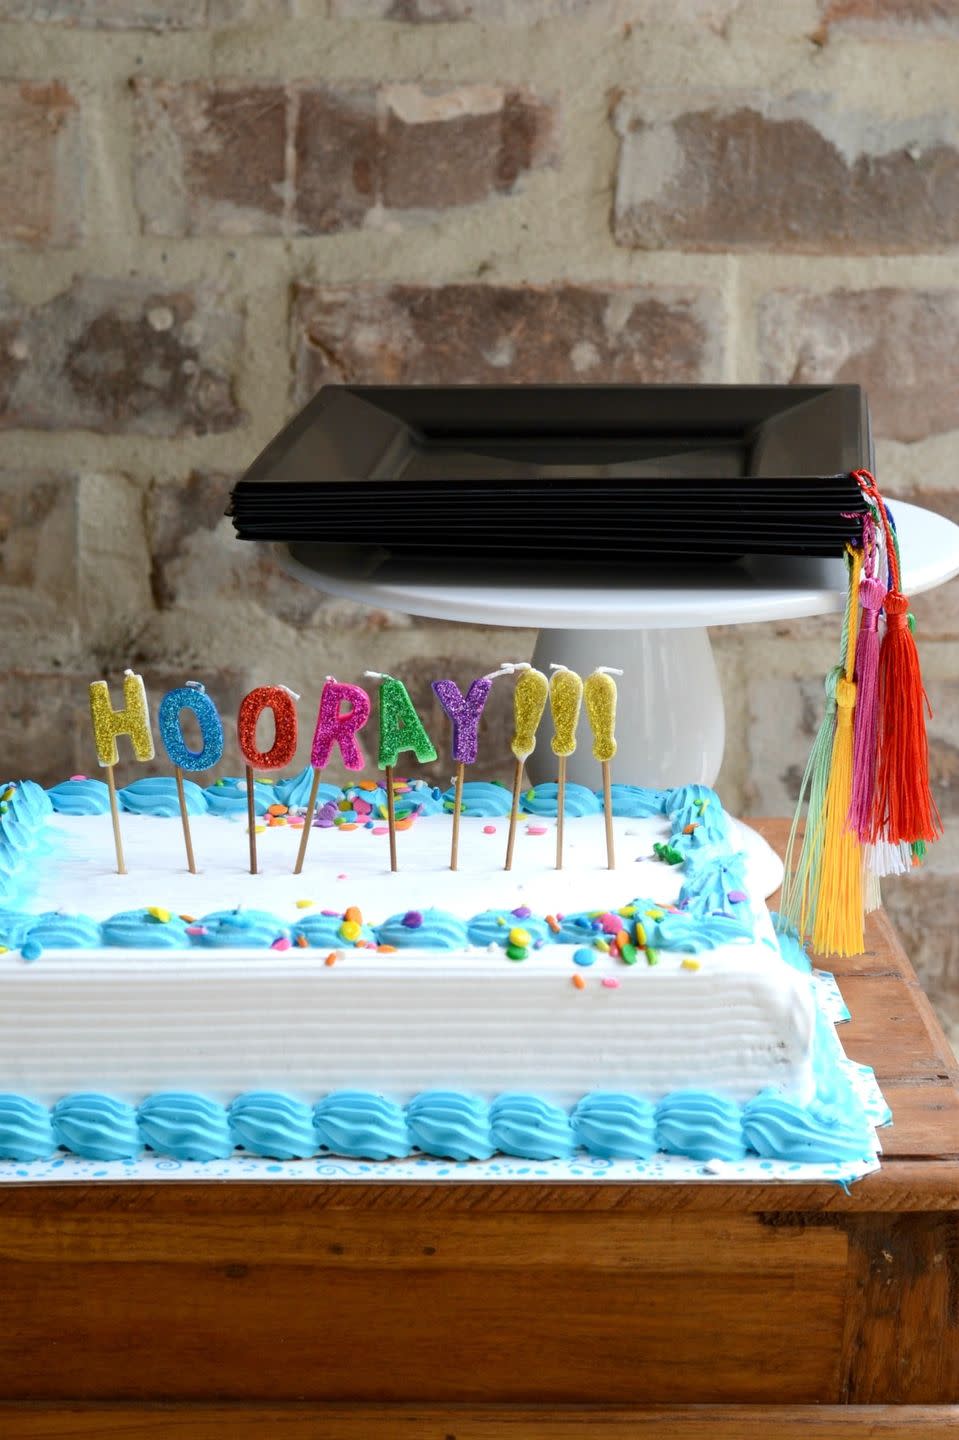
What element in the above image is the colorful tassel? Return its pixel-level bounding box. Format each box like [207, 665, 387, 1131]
[810, 543, 866, 959]
[852, 470, 941, 849]
[780, 666, 841, 937]
[813, 673, 863, 956]
[871, 592, 940, 845]
[847, 573, 886, 839]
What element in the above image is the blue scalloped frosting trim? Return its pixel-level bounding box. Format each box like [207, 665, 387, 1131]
[1, 781, 757, 959]
[0, 1070, 879, 1166]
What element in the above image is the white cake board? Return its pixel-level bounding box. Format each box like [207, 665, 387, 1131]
[277, 500, 959, 791]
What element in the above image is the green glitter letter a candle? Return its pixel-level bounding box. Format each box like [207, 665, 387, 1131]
[376, 677, 437, 769]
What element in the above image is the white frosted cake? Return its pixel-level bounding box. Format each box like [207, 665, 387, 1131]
[0, 773, 878, 1166]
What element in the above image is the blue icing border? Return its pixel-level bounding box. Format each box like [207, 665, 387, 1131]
[520, 781, 602, 817]
[441, 780, 514, 817]
[119, 776, 209, 816]
[47, 778, 112, 815]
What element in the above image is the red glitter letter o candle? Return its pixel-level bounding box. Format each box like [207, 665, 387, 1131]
[237, 685, 299, 770]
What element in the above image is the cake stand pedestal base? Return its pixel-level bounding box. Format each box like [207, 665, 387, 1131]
[527, 625, 724, 789]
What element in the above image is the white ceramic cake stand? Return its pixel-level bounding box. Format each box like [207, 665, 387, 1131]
[276, 499, 959, 790]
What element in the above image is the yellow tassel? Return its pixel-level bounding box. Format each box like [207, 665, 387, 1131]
[812, 676, 863, 956]
[812, 547, 864, 956]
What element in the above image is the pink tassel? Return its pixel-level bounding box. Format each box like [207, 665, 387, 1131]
[848, 575, 886, 839]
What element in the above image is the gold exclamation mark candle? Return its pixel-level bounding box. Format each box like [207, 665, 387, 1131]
[549, 665, 584, 872]
[584, 667, 622, 870]
[89, 669, 156, 875]
[504, 663, 549, 871]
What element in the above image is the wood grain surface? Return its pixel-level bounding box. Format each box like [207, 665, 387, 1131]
[3, 1402, 959, 1437]
[0, 820, 956, 1429]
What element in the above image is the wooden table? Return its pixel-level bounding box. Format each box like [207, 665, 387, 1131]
[2, 821, 958, 1439]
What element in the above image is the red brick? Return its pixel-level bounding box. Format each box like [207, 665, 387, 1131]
[131, 81, 556, 237]
[0, 81, 83, 248]
[758, 288, 959, 442]
[293, 282, 722, 394]
[377, 85, 556, 211]
[0, 1, 288, 25]
[612, 91, 959, 253]
[0, 277, 243, 436]
[133, 81, 288, 237]
[817, 0, 959, 39]
[293, 88, 381, 238]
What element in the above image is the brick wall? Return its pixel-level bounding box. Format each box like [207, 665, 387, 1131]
[1, 0, 958, 1036]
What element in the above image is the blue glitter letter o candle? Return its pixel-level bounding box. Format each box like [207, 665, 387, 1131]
[158, 685, 225, 773]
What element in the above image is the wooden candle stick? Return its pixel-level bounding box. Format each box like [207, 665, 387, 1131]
[386, 764, 398, 872]
[549, 665, 584, 872]
[293, 767, 324, 876]
[555, 753, 568, 872]
[105, 764, 127, 876]
[449, 762, 465, 871]
[174, 766, 197, 875]
[504, 757, 524, 872]
[246, 765, 258, 875]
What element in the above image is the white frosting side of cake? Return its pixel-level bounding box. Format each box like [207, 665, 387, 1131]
[28, 810, 783, 921]
[1, 804, 812, 1113]
[1, 809, 811, 1109]
[1, 923, 815, 1108]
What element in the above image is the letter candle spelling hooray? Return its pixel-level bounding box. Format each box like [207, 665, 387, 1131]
[366, 672, 437, 872]
[237, 684, 299, 874]
[504, 663, 549, 871]
[158, 681, 224, 874]
[549, 665, 584, 871]
[584, 667, 621, 870]
[89, 669, 155, 875]
[433, 667, 514, 871]
[294, 679, 371, 876]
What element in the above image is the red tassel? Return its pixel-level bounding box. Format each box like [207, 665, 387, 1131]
[870, 592, 941, 845]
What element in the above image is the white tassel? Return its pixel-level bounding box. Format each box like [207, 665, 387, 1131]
[865, 838, 913, 879]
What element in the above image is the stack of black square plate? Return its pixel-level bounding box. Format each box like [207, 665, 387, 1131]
[230, 384, 873, 564]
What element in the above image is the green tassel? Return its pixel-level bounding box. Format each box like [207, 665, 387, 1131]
[780, 665, 841, 936]
[911, 838, 927, 864]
